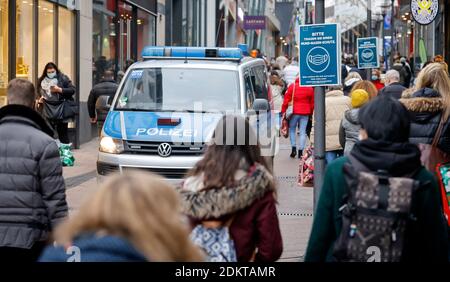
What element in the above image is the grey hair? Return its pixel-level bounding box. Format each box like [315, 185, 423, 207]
[386, 70, 400, 82]
[7, 79, 36, 108]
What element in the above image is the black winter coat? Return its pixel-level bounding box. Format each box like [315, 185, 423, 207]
[0, 105, 68, 249]
[400, 88, 450, 154]
[378, 82, 407, 100]
[87, 79, 118, 120]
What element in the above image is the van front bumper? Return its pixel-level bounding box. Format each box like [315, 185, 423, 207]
[97, 152, 202, 181]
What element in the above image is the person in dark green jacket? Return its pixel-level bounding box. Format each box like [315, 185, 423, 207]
[305, 96, 449, 262]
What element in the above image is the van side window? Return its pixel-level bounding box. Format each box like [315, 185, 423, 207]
[244, 72, 255, 109]
[251, 66, 268, 100]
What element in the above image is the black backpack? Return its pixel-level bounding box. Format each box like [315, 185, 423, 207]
[332, 155, 421, 262]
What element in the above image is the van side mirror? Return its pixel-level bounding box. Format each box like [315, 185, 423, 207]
[253, 98, 270, 112]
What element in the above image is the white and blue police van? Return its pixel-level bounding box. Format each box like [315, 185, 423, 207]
[97, 46, 279, 181]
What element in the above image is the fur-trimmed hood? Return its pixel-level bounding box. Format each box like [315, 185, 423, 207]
[0, 104, 55, 137]
[400, 87, 444, 113]
[176, 164, 274, 220]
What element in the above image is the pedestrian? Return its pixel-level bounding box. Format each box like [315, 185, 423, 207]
[371, 69, 385, 91]
[37, 62, 76, 144]
[283, 58, 299, 86]
[269, 71, 285, 113]
[400, 63, 450, 156]
[401, 57, 413, 88]
[305, 96, 448, 262]
[339, 89, 370, 156]
[281, 77, 315, 158]
[0, 79, 68, 262]
[378, 70, 407, 100]
[343, 72, 362, 96]
[177, 115, 282, 262]
[311, 86, 351, 164]
[87, 70, 118, 136]
[276, 55, 289, 70]
[39, 172, 204, 262]
[392, 58, 408, 86]
[350, 80, 378, 100]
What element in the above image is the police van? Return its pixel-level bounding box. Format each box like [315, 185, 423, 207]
[97, 46, 279, 181]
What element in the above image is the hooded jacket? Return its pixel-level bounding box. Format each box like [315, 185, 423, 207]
[0, 105, 68, 249]
[339, 108, 361, 156]
[311, 90, 351, 151]
[177, 163, 283, 262]
[400, 87, 450, 154]
[39, 234, 147, 262]
[281, 78, 315, 116]
[305, 139, 449, 262]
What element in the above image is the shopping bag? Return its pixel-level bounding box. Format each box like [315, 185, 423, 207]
[59, 143, 75, 167]
[281, 115, 289, 138]
[298, 146, 314, 187]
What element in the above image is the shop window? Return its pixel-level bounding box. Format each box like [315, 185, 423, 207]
[0, 0, 8, 107]
[137, 9, 156, 58]
[93, 2, 116, 85]
[58, 6, 75, 82]
[118, 1, 133, 71]
[16, 0, 34, 82]
[38, 0, 55, 75]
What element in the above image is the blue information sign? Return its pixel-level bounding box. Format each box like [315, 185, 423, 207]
[357, 37, 380, 69]
[299, 23, 341, 87]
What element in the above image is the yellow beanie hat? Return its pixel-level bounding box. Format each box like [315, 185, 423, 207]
[351, 89, 370, 108]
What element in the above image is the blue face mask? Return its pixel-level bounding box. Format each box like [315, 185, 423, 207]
[371, 75, 379, 81]
[47, 72, 57, 79]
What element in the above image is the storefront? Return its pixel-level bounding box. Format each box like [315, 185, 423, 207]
[396, 0, 446, 72]
[0, 0, 78, 107]
[92, 0, 157, 84]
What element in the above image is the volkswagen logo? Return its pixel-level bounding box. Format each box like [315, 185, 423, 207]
[157, 143, 172, 158]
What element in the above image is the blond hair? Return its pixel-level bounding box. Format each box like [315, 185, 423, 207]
[53, 172, 204, 262]
[415, 63, 450, 119]
[351, 80, 378, 100]
[344, 72, 362, 83]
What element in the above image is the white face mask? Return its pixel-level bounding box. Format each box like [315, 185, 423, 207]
[47, 72, 57, 79]
[358, 133, 365, 141]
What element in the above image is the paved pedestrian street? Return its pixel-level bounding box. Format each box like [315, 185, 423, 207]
[64, 138, 313, 262]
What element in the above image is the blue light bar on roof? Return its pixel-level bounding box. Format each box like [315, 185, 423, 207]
[141, 46, 243, 60]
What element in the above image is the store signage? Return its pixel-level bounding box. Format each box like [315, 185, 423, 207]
[411, 0, 439, 25]
[243, 16, 266, 30]
[357, 37, 380, 69]
[299, 23, 341, 87]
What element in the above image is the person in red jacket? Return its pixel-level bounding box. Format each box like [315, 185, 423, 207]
[177, 115, 283, 262]
[371, 69, 385, 91]
[281, 77, 315, 158]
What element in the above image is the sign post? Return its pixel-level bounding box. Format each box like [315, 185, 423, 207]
[357, 37, 380, 69]
[298, 20, 340, 210]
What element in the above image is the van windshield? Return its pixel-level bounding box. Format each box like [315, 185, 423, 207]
[115, 68, 240, 112]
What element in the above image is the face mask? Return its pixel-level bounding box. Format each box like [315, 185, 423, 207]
[371, 75, 379, 81]
[47, 72, 57, 79]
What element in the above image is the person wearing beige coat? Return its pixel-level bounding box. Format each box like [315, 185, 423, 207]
[311, 89, 351, 164]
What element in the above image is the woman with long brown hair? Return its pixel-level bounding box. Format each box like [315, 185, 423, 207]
[39, 172, 203, 262]
[177, 115, 283, 262]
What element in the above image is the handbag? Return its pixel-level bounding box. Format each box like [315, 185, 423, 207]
[63, 100, 79, 119]
[418, 114, 450, 176]
[298, 145, 314, 187]
[280, 113, 289, 138]
[43, 99, 65, 121]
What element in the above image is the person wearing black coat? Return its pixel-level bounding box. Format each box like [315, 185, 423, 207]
[87, 70, 118, 136]
[0, 79, 68, 262]
[38, 62, 76, 144]
[378, 70, 407, 100]
[401, 87, 450, 154]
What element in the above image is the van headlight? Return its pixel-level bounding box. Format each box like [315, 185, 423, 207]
[99, 137, 124, 154]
